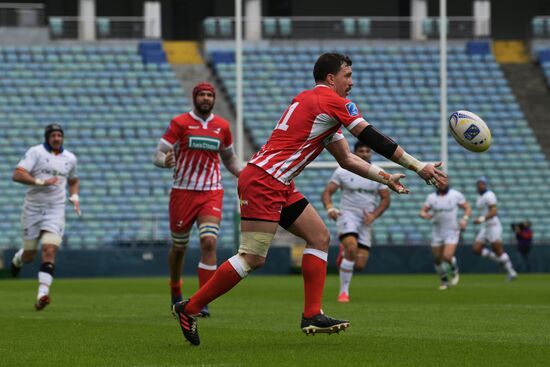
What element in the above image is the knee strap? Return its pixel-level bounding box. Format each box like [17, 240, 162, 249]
[171, 231, 190, 248]
[198, 222, 220, 239]
[239, 232, 274, 257]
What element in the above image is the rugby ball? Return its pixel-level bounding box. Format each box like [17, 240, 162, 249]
[448, 110, 492, 153]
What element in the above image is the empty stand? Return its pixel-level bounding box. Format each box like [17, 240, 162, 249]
[0, 44, 237, 249]
[209, 43, 550, 244]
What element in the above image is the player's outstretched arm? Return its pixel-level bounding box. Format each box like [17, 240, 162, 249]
[349, 120, 447, 188]
[326, 137, 408, 194]
[220, 145, 242, 177]
[12, 167, 58, 186]
[153, 140, 175, 168]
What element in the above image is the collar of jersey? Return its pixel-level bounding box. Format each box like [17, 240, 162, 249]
[43, 142, 64, 154]
[189, 110, 215, 128]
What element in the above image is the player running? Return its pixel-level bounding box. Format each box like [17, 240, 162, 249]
[10, 124, 80, 310]
[472, 177, 517, 281]
[321, 142, 390, 302]
[172, 53, 447, 346]
[153, 82, 241, 316]
[419, 182, 471, 289]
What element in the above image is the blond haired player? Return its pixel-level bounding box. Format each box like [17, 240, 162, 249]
[10, 124, 80, 310]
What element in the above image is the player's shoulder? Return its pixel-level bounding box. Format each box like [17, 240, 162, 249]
[28, 144, 44, 153]
[449, 188, 464, 197]
[211, 114, 231, 128]
[427, 192, 437, 200]
[171, 111, 192, 124]
[485, 190, 497, 199]
[62, 149, 77, 161]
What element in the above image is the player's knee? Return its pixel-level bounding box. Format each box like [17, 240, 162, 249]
[472, 246, 482, 255]
[309, 229, 330, 251]
[171, 231, 190, 251]
[200, 236, 217, 253]
[42, 245, 58, 260]
[238, 231, 274, 260]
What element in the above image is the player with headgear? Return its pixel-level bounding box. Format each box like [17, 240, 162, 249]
[153, 82, 241, 317]
[10, 123, 80, 310]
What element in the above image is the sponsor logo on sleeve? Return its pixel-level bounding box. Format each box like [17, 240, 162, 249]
[345, 102, 359, 117]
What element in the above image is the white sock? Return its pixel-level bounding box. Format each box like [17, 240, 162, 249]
[499, 253, 516, 275]
[12, 249, 24, 267]
[481, 248, 500, 263]
[339, 259, 355, 294]
[434, 263, 448, 282]
[37, 272, 53, 299]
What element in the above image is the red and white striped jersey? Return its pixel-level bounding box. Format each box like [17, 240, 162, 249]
[249, 85, 366, 184]
[162, 111, 233, 191]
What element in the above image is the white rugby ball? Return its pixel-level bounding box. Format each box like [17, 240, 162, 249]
[448, 110, 492, 153]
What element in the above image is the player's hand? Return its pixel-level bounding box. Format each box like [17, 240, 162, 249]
[417, 162, 447, 188]
[69, 194, 81, 216]
[419, 212, 432, 220]
[44, 177, 59, 186]
[387, 173, 409, 194]
[363, 211, 376, 225]
[459, 218, 467, 230]
[327, 208, 340, 221]
[165, 150, 175, 168]
[474, 216, 485, 225]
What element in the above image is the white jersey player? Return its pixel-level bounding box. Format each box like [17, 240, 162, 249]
[321, 142, 390, 302]
[420, 183, 471, 289]
[10, 124, 80, 311]
[472, 177, 517, 280]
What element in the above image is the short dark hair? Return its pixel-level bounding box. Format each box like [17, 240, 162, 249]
[313, 53, 352, 82]
[354, 141, 370, 152]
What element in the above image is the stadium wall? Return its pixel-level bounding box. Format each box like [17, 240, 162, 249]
[2, 245, 549, 278]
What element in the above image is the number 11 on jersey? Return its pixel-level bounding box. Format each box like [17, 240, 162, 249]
[275, 102, 299, 131]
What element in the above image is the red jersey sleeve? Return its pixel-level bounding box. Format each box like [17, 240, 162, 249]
[324, 95, 366, 131]
[161, 119, 183, 147]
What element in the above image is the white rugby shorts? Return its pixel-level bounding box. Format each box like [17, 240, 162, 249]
[475, 222, 502, 243]
[21, 203, 65, 243]
[431, 228, 460, 247]
[337, 210, 372, 248]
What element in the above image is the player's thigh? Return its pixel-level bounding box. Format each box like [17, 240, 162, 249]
[490, 240, 505, 255]
[286, 203, 330, 250]
[169, 189, 201, 232]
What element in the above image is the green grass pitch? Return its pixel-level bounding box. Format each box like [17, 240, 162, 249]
[1, 274, 549, 366]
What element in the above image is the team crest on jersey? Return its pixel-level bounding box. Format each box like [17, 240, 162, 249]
[189, 136, 221, 151]
[345, 102, 359, 117]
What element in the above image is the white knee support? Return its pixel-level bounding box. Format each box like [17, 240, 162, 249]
[171, 231, 190, 249]
[41, 232, 62, 246]
[23, 239, 39, 251]
[238, 232, 274, 258]
[198, 222, 220, 239]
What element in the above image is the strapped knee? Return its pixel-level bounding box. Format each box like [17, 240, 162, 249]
[171, 231, 190, 249]
[41, 232, 62, 246]
[198, 222, 220, 239]
[239, 232, 274, 257]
